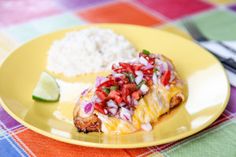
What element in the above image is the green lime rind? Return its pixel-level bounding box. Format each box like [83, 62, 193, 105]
[32, 95, 60, 102]
[32, 72, 60, 102]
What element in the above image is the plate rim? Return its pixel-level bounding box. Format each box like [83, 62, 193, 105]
[0, 23, 231, 148]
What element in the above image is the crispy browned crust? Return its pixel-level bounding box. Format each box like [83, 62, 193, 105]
[170, 94, 183, 108]
[74, 114, 101, 133]
[73, 94, 183, 133]
[73, 54, 184, 133]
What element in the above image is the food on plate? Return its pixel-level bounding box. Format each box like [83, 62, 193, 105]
[73, 50, 185, 134]
[47, 28, 136, 77]
[32, 72, 60, 102]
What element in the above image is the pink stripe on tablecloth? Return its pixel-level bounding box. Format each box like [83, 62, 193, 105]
[0, 0, 63, 26]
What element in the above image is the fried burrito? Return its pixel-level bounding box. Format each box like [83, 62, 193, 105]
[73, 50, 185, 134]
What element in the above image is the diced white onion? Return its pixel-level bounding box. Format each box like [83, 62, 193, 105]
[108, 108, 118, 115]
[112, 63, 120, 68]
[169, 71, 175, 83]
[167, 61, 173, 70]
[104, 109, 108, 114]
[165, 85, 170, 90]
[155, 58, 159, 64]
[107, 100, 118, 115]
[155, 70, 160, 76]
[112, 73, 125, 78]
[119, 102, 126, 107]
[158, 60, 168, 73]
[152, 72, 158, 85]
[144, 63, 154, 70]
[163, 62, 168, 71]
[141, 123, 152, 131]
[140, 84, 149, 94]
[135, 70, 143, 84]
[81, 101, 94, 116]
[92, 95, 101, 103]
[127, 95, 131, 104]
[149, 53, 156, 58]
[133, 99, 138, 106]
[159, 64, 164, 73]
[81, 88, 89, 96]
[107, 99, 117, 107]
[95, 76, 108, 87]
[119, 107, 132, 122]
[139, 56, 148, 66]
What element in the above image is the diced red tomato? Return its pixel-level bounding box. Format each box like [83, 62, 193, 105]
[94, 52, 170, 111]
[97, 80, 115, 89]
[148, 57, 155, 65]
[124, 80, 129, 84]
[123, 83, 137, 92]
[112, 67, 128, 73]
[119, 62, 133, 73]
[144, 75, 151, 81]
[108, 90, 120, 97]
[161, 70, 171, 86]
[108, 90, 120, 99]
[115, 96, 123, 104]
[123, 77, 130, 84]
[112, 64, 118, 70]
[132, 90, 142, 100]
[121, 87, 130, 103]
[146, 79, 153, 86]
[142, 68, 153, 75]
[117, 76, 129, 86]
[95, 90, 107, 101]
[139, 52, 148, 58]
[94, 103, 106, 114]
[108, 90, 122, 104]
[140, 53, 155, 65]
[107, 74, 115, 81]
[118, 80, 124, 86]
[94, 103, 105, 114]
[119, 62, 129, 68]
[133, 64, 143, 72]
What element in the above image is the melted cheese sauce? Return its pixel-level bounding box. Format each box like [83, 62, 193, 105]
[74, 61, 186, 134]
[96, 83, 185, 134]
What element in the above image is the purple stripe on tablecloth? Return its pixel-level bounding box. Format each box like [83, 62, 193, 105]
[58, 0, 111, 9]
[226, 86, 236, 113]
[0, 105, 20, 129]
[229, 5, 236, 11]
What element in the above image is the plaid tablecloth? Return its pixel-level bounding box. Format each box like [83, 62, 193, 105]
[0, 0, 236, 157]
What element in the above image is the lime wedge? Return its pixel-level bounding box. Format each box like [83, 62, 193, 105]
[32, 72, 60, 102]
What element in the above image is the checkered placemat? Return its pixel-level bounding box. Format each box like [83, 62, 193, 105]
[0, 0, 236, 157]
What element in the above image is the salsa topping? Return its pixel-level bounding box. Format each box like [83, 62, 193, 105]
[81, 50, 176, 121]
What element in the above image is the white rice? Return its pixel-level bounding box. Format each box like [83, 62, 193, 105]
[47, 28, 136, 77]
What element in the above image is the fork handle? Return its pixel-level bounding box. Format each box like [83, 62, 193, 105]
[208, 50, 236, 74]
[218, 56, 236, 74]
[199, 41, 236, 72]
[217, 41, 236, 54]
[221, 57, 236, 70]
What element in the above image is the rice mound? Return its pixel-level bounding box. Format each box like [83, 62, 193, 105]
[47, 28, 136, 77]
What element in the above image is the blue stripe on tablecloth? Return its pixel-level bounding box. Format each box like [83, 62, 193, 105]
[0, 128, 28, 157]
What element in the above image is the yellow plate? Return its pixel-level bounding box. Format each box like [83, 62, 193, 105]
[0, 24, 230, 148]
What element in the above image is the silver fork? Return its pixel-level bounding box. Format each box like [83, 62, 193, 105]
[183, 20, 236, 74]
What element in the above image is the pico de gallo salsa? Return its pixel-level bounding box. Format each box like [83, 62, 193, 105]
[85, 50, 176, 121]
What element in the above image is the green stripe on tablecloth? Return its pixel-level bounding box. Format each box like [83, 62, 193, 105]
[4, 12, 86, 43]
[178, 9, 236, 40]
[149, 119, 236, 157]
